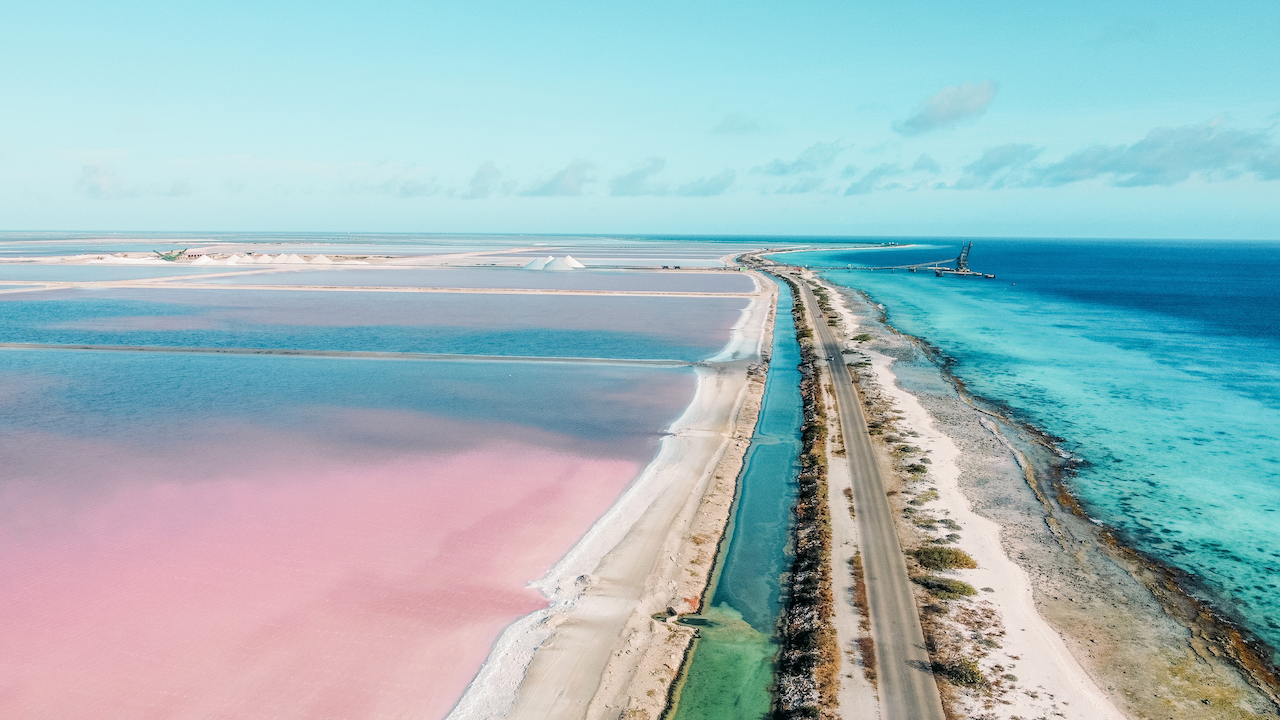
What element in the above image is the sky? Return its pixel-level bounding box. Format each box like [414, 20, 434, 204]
[1, 0, 1278, 238]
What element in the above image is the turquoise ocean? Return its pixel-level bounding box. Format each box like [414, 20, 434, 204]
[777, 239, 1280, 663]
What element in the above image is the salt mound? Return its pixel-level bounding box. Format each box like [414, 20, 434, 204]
[544, 257, 575, 272]
[191, 255, 217, 265]
[256, 254, 277, 263]
[523, 257, 549, 270]
[309, 255, 333, 264]
[563, 255, 586, 268]
[278, 254, 306, 264]
[226, 254, 244, 264]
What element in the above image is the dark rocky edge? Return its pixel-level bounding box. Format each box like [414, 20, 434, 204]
[844, 282, 1280, 717]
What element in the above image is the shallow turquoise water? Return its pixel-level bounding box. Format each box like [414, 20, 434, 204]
[672, 276, 802, 719]
[778, 240, 1280, 658]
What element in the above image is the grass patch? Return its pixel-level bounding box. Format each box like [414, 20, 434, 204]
[913, 547, 977, 570]
[912, 575, 978, 600]
[907, 490, 938, 505]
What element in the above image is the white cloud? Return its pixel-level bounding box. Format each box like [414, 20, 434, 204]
[610, 157, 668, 196]
[711, 113, 763, 135]
[1029, 121, 1273, 187]
[78, 163, 137, 199]
[755, 141, 846, 175]
[844, 164, 901, 195]
[675, 170, 736, 197]
[912, 154, 941, 173]
[462, 162, 503, 199]
[523, 159, 595, 197]
[955, 143, 1041, 188]
[893, 81, 998, 136]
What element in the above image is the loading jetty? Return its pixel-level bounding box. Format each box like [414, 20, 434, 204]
[804, 242, 996, 278]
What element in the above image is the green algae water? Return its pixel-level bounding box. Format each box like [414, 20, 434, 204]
[671, 277, 803, 720]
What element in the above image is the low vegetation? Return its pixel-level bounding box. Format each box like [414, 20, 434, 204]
[913, 547, 978, 570]
[933, 657, 987, 687]
[912, 575, 978, 600]
[908, 490, 939, 506]
[772, 274, 839, 720]
[849, 552, 875, 685]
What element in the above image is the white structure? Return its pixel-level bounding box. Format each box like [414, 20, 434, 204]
[310, 255, 333, 264]
[524, 255, 582, 272]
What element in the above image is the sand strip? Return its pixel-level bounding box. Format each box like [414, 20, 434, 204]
[813, 275, 1128, 720]
[446, 274, 775, 720]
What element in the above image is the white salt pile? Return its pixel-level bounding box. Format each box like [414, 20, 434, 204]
[563, 255, 586, 268]
[522, 255, 553, 270]
[543, 257, 575, 272]
[191, 255, 217, 265]
[309, 255, 333, 264]
[278, 254, 306, 264]
[256, 254, 277, 264]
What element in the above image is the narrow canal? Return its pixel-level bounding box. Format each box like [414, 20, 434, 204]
[669, 277, 803, 720]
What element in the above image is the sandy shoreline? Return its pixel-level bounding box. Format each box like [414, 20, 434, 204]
[446, 272, 776, 720]
[815, 274, 1279, 720]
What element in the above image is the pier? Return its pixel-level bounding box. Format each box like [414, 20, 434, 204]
[802, 242, 996, 278]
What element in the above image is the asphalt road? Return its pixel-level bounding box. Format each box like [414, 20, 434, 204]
[790, 273, 947, 720]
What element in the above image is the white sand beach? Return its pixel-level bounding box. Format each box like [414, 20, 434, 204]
[446, 274, 776, 720]
[817, 274, 1127, 720]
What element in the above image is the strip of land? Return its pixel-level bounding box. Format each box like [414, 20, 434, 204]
[448, 273, 775, 720]
[785, 269, 948, 720]
[0, 342, 694, 367]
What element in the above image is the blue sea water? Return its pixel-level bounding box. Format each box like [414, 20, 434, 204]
[777, 239, 1280, 658]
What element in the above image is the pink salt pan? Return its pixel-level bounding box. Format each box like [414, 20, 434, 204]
[0, 438, 638, 719]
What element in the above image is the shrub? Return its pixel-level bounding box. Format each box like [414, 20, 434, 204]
[913, 547, 977, 570]
[908, 490, 938, 505]
[935, 657, 986, 687]
[911, 575, 977, 600]
[854, 333, 873, 342]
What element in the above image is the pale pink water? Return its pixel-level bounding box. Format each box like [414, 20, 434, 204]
[0, 429, 639, 719]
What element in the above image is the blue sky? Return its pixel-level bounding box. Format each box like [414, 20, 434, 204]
[2, 0, 1277, 237]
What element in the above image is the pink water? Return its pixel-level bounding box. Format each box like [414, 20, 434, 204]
[0, 423, 639, 719]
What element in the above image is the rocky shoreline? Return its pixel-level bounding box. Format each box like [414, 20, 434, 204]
[834, 280, 1280, 720]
